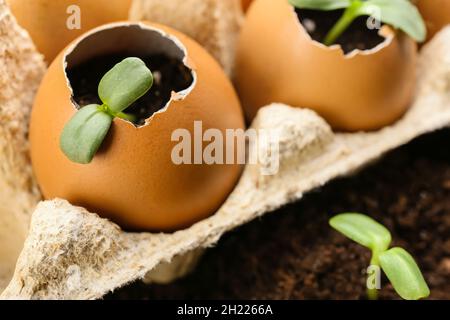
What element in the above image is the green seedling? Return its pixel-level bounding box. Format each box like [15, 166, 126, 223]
[289, 0, 426, 45]
[60, 57, 153, 164]
[330, 213, 430, 300]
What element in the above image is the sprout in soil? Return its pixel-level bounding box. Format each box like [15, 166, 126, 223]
[289, 0, 427, 45]
[330, 213, 430, 300]
[60, 57, 153, 164]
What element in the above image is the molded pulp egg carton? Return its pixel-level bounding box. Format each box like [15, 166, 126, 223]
[1, 0, 450, 299]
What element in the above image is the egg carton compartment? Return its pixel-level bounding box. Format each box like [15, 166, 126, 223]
[129, 0, 244, 76]
[1, 0, 450, 299]
[0, 0, 46, 291]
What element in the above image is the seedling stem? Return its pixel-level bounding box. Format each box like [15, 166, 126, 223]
[289, 0, 427, 46]
[330, 213, 430, 300]
[60, 57, 153, 164]
[324, 1, 362, 45]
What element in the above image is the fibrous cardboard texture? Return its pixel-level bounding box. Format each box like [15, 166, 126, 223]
[0, 0, 46, 290]
[1, 0, 450, 300]
[2, 26, 450, 299]
[129, 0, 244, 76]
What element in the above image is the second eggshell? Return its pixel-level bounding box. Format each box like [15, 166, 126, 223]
[29, 22, 245, 232]
[7, 0, 132, 63]
[417, 0, 450, 41]
[235, 0, 418, 131]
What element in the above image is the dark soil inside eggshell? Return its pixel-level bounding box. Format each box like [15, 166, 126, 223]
[68, 53, 194, 126]
[108, 129, 450, 300]
[296, 9, 386, 54]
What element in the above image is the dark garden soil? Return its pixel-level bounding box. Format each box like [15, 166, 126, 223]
[108, 129, 450, 300]
[296, 9, 385, 53]
[68, 53, 194, 126]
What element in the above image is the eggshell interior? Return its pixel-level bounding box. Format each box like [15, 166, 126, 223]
[7, 0, 132, 63]
[29, 22, 245, 232]
[235, 0, 418, 131]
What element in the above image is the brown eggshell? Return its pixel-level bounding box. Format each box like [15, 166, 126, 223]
[29, 22, 245, 232]
[7, 0, 132, 63]
[235, 0, 418, 131]
[242, 0, 253, 12]
[417, 0, 450, 41]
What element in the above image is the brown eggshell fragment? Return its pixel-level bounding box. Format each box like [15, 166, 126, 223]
[29, 22, 245, 232]
[235, 0, 418, 131]
[7, 0, 132, 63]
[417, 0, 450, 41]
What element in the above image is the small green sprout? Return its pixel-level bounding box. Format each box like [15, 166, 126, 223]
[289, 0, 427, 46]
[330, 213, 430, 300]
[60, 57, 153, 164]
